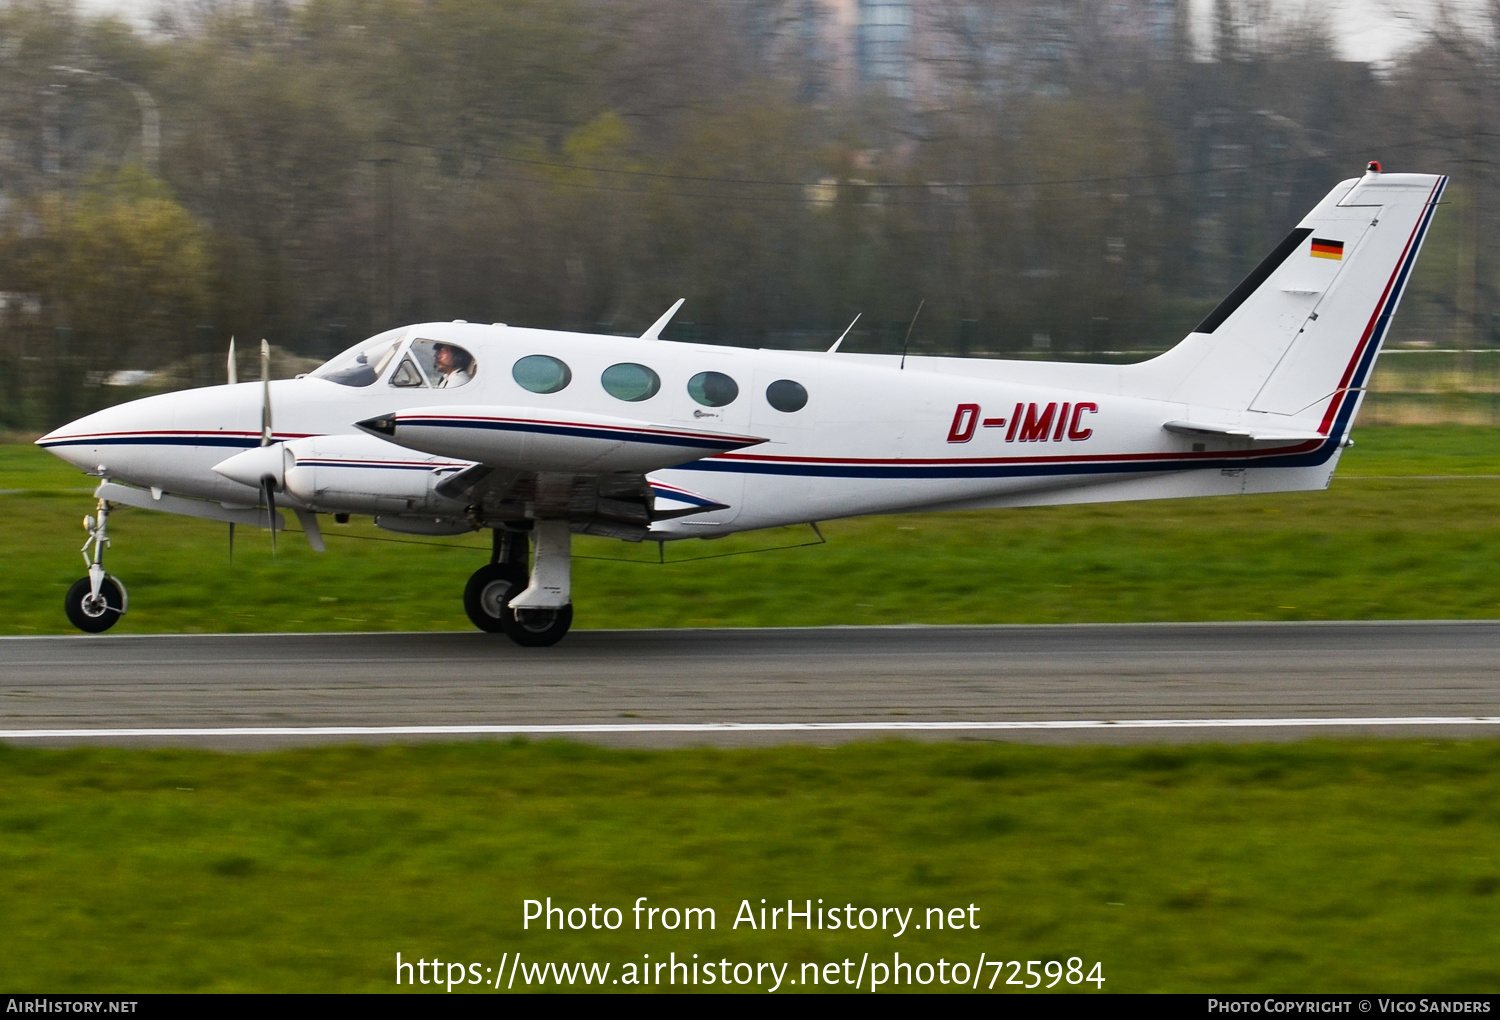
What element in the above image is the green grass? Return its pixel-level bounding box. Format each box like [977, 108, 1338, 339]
[3, 426, 1500, 632]
[5, 432, 1500, 993]
[0, 740, 1497, 992]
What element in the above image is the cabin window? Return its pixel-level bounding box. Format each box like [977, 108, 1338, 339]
[512, 355, 572, 394]
[601, 363, 661, 402]
[765, 379, 808, 412]
[687, 371, 738, 407]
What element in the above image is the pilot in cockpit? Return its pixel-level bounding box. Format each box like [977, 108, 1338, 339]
[432, 342, 475, 388]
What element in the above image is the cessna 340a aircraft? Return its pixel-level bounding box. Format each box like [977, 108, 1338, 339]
[38, 166, 1444, 645]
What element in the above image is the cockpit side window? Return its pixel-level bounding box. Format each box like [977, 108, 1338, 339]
[310, 328, 406, 387]
[409, 338, 476, 389]
[388, 354, 430, 388]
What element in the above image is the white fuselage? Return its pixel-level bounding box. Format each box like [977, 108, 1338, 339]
[38, 320, 1346, 540]
[36, 171, 1447, 643]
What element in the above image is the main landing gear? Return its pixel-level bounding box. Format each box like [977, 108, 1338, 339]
[64, 498, 128, 633]
[463, 520, 573, 647]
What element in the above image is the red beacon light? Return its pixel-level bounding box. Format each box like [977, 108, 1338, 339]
[1367, 160, 1382, 173]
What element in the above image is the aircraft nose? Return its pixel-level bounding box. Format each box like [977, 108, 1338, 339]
[35, 395, 177, 472]
[33, 428, 98, 472]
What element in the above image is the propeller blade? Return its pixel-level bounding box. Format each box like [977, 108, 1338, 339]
[259, 339, 273, 447]
[228, 522, 234, 563]
[227, 336, 237, 385]
[293, 507, 325, 553]
[261, 473, 278, 556]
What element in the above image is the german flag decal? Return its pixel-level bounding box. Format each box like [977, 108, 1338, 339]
[1310, 237, 1345, 260]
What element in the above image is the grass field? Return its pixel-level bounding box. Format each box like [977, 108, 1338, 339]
[1, 739, 1497, 992]
[3, 429, 1499, 992]
[2, 426, 1499, 633]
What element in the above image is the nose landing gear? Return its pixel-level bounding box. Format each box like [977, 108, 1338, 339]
[65, 498, 128, 633]
[462, 521, 574, 647]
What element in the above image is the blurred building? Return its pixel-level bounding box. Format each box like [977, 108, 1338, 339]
[772, 0, 1186, 105]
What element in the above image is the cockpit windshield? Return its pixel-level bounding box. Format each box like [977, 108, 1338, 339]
[309, 328, 407, 387]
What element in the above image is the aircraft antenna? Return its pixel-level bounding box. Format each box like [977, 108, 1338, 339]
[826, 313, 861, 353]
[640, 298, 686, 341]
[899, 299, 925, 370]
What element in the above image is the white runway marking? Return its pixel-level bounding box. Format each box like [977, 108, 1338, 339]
[3, 716, 1500, 740]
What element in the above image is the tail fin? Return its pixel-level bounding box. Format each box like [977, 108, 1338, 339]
[1144, 169, 1447, 437]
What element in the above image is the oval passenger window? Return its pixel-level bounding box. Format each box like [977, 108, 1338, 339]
[765, 379, 808, 413]
[512, 355, 572, 394]
[601, 363, 661, 402]
[687, 371, 738, 408]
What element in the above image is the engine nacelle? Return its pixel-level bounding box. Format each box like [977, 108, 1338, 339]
[214, 434, 470, 515]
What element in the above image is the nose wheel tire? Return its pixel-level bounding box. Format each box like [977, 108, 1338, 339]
[64, 576, 125, 633]
[463, 563, 527, 634]
[501, 602, 573, 647]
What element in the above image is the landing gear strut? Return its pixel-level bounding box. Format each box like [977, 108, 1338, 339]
[64, 498, 127, 633]
[462, 520, 573, 647]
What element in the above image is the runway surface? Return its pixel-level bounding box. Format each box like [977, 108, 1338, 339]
[1, 621, 1498, 748]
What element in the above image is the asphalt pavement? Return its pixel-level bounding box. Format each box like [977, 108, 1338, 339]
[1, 621, 1497, 747]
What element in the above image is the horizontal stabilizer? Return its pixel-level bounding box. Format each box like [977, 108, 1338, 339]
[1162, 420, 1326, 443]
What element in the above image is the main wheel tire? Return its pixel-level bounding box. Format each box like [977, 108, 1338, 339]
[64, 576, 125, 633]
[501, 602, 574, 647]
[463, 563, 527, 633]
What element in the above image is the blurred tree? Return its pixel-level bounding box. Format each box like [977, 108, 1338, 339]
[0, 167, 210, 428]
[0, 0, 1490, 409]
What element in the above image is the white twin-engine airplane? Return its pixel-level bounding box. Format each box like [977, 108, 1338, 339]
[38, 166, 1444, 645]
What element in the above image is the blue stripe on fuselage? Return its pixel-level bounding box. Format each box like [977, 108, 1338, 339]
[38, 434, 261, 449]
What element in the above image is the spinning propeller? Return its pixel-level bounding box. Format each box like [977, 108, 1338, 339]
[259, 339, 278, 555]
[220, 337, 324, 558]
[227, 337, 237, 559]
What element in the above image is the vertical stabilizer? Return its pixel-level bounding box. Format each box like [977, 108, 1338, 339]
[1143, 170, 1446, 438]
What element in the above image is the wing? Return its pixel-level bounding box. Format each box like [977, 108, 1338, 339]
[363, 406, 762, 541]
[357, 404, 765, 474]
